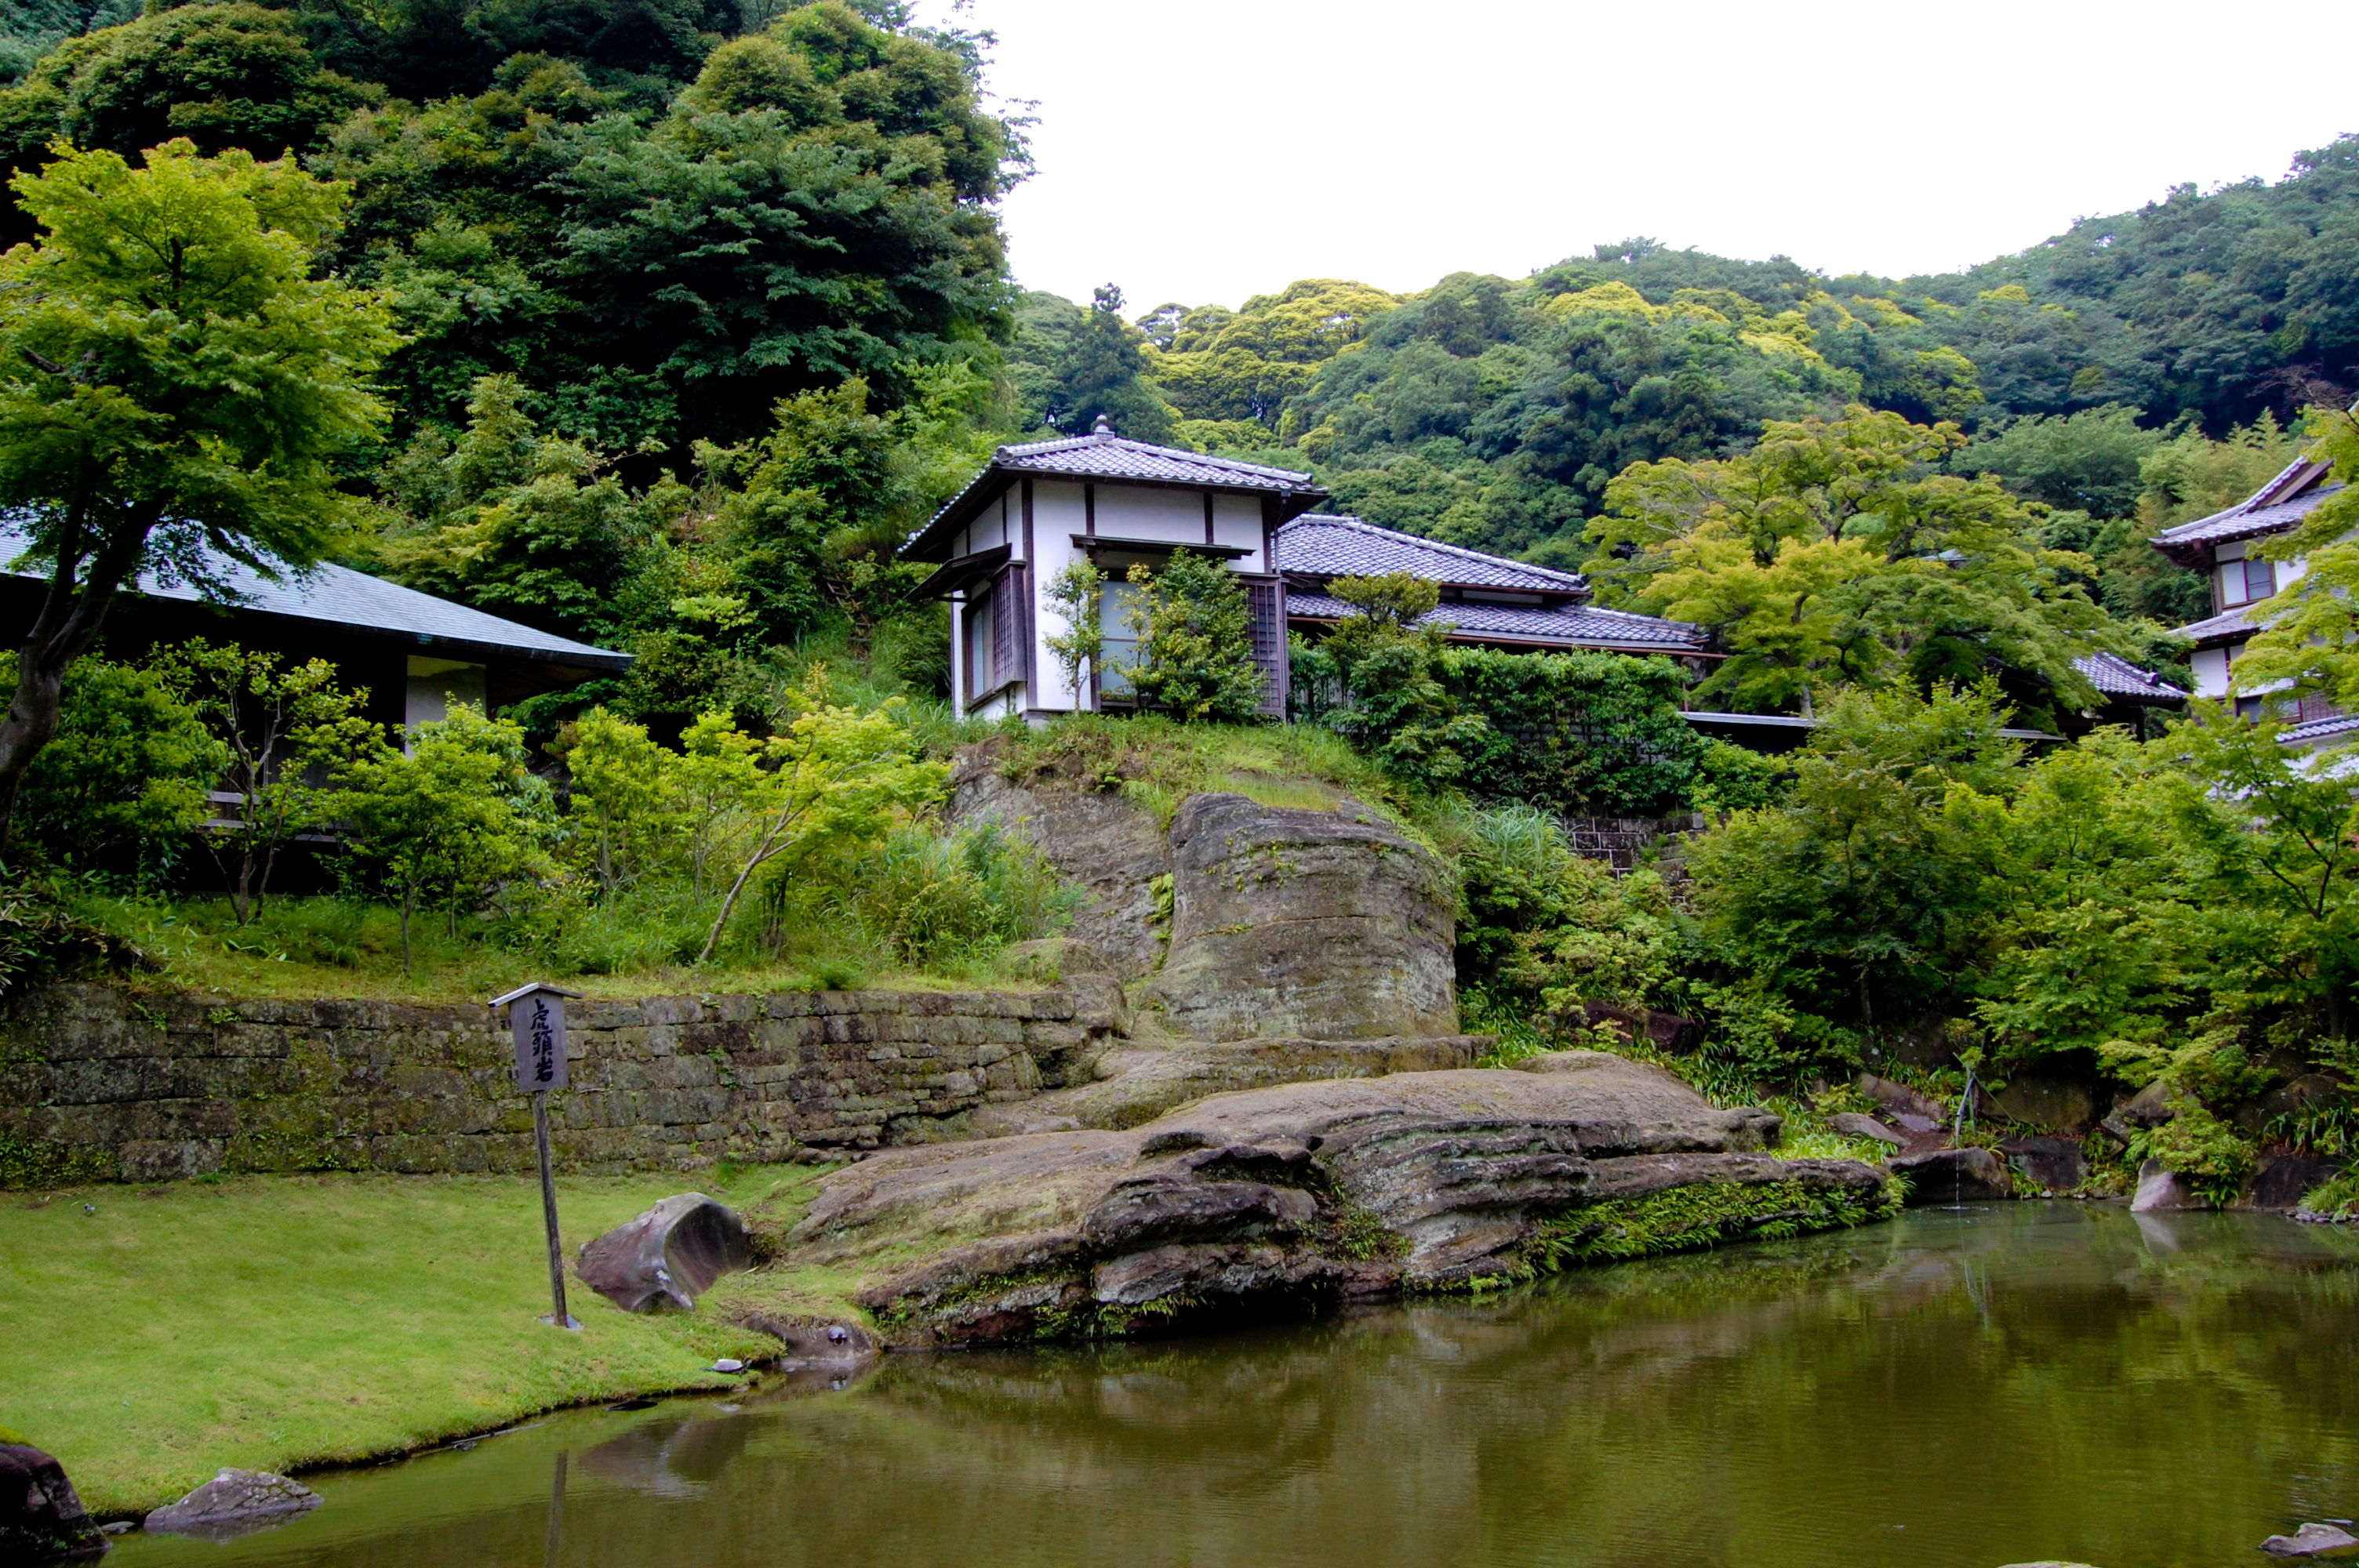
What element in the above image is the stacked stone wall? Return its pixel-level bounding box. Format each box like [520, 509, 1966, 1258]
[0, 982, 1118, 1188]
[1561, 814, 1707, 873]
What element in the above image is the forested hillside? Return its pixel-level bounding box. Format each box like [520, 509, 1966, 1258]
[0, 0, 2353, 725]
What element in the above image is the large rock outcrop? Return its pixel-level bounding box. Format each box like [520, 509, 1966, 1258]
[1148, 793, 1457, 1041]
[951, 749, 1459, 1044]
[761, 1052, 1894, 1347]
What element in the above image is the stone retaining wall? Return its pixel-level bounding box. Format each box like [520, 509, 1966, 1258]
[1561, 815, 1707, 873]
[0, 982, 1121, 1188]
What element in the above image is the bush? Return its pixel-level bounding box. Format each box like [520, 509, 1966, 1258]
[1439, 647, 1704, 816]
[1121, 550, 1267, 723]
[844, 822, 1075, 968]
[5, 653, 224, 880]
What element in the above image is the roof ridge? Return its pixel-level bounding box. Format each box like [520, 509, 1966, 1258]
[1281, 513, 1587, 589]
[996, 430, 1314, 484]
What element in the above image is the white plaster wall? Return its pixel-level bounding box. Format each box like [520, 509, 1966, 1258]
[1095, 485, 1208, 545]
[2191, 646, 2232, 699]
[1214, 493, 1265, 568]
[1028, 481, 1087, 712]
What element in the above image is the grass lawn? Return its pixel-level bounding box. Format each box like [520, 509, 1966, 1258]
[0, 1165, 819, 1516]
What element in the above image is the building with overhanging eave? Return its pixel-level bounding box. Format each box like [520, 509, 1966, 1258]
[902, 422, 1710, 721]
[2151, 454, 2356, 748]
[1, 521, 631, 736]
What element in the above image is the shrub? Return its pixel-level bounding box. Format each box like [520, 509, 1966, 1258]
[1121, 550, 1266, 723]
[843, 822, 1075, 968]
[2128, 1096, 2258, 1207]
[5, 653, 224, 879]
[1438, 647, 1704, 817]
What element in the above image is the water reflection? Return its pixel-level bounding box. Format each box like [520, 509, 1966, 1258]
[114, 1206, 2359, 1568]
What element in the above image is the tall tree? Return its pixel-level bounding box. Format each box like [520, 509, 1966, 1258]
[0, 140, 398, 850]
[1046, 283, 1169, 440]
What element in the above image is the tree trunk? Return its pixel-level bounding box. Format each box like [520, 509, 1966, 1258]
[0, 514, 144, 860]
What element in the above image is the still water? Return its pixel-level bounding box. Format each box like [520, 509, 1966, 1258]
[116, 1205, 2359, 1568]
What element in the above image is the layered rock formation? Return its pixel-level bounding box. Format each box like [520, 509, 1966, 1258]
[761, 1052, 1894, 1347]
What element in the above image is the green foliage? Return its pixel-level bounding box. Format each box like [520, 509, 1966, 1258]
[1041, 557, 1105, 708]
[0, 880, 148, 996]
[823, 821, 1074, 969]
[5, 651, 221, 875]
[1447, 802, 1680, 1009]
[1688, 683, 2021, 1041]
[1120, 550, 1265, 724]
[2128, 1096, 2258, 1209]
[692, 684, 947, 963]
[1296, 586, 1702, 815]
[1438, 646, 1702, 815]
[1528, 1175, 1901, 1269]
[2236, 405, 2359, 720]
[162, 641, 377, 924]
[2299, 1168, 2359, 1220]
[337, 706, 555, 967]
[1690, 738, 1788, 813]
[1030, 283, 1169, 440]
[1590, 406, 2135, 727]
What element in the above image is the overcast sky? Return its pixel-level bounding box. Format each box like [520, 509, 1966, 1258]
[919, 0, 2359, 312]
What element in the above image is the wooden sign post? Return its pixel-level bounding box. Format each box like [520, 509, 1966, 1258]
[493, 982, 585, 1331]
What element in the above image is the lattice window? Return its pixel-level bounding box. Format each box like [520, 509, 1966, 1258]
[1247, 579, 1285, 715]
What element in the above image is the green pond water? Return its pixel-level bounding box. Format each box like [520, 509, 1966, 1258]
[114, 1203, 2359, 1568]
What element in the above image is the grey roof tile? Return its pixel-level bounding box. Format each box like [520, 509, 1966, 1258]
[2151, 458, 2340, 561]
[994, 432, 1318, 491]
[1275, 514, 1587, 592]
[2173, 601, 2274, 647]
[0, 518, 631, 670]
[1287, 590, 1706, 654]
[2072, 650, 2186, 702]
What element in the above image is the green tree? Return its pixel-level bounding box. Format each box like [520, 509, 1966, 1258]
[1592, 407, 2131, 724]
[696, 685, 945, 963]
[2235, 406, 2359, 721]
[163, 640, 378, 924]
[339, 705, 553, 968]
[1686, 683, 2022, 1044]
[560, 706, 680, 892]
[0, 2, 376, 199]
[2, 650, 222, 874]
[1121, 550, 1264, 723]
[1041, 557, 1105, 706]
[0, 139, 398, 851]
[1046, 284, 1169, 440]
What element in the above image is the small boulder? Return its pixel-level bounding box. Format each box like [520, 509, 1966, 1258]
[2001, 1136, 2085, 1193]
[144, 1468, 320, 1539]
[1858, 1073, 1946, 1123]
[1988, 1073, 2099, 1133]
[1887, 1146, 2012, 1204]
[1575, 1000, 1703, 1055]
[2263, 1523, 2359, 1557]
[1826, 1112, 1903, 1148]
[2131, 1159, 2206, 1213]
[2253, 1154, 2347, 1212]
[577, 1194, 751, 1313]
[0, 1442, 106, 1561]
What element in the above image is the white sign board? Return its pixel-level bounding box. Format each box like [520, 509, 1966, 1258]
[510, 990, 569, 1093]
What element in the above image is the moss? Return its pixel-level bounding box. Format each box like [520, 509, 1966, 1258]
[0, 1132, 114, 1192]
[1527, 1176, 1902, 1270]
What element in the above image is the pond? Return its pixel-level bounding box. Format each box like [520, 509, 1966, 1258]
[114, 1204, 2359, 1568]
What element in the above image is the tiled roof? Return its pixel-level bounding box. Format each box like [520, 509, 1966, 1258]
[2073, 651, 2187, 702]
[994, 430, 1318, 492]
[1275, 514, 1587, 593]
[2150, 458, 2340, 564]
[2281, 712, 2359, 749]
[0, 519, 631, 670]
[907, 419, 1328, 560]
[2173, 601, 2273, 648]
[1286, 590, 1707, 655]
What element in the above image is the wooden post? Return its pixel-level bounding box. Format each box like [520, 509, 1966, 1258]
[533, 1090, 573, 1330]
[493, 982, 584, 1331]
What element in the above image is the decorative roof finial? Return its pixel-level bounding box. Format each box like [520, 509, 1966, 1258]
[1092, 414, 1114, 437]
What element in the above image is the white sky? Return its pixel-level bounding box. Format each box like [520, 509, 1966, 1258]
[921, 0, 2359, 312]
